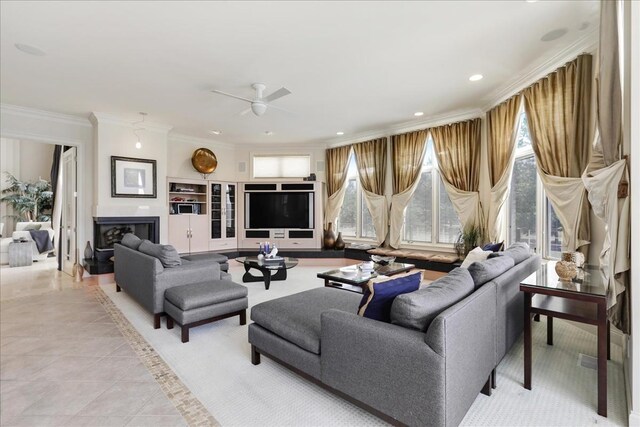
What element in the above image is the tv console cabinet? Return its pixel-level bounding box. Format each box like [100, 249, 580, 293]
[238, 181, 323, 250]
[167, 178, 238, 254]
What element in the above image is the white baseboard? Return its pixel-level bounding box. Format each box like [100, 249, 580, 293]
[629, 410, 640, 426]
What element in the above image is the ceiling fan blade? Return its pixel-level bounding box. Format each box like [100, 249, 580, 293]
[263, 87, 291, 103]
[211, 89, 253, 103]
[267, 102, 295, 116]
[239, 107, 252, 116]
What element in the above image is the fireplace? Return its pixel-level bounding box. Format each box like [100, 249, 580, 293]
[89, 216, 159, 269]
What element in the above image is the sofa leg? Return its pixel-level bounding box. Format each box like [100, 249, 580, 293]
[154, 314, 161, 330]
[116, 285, 121, 292]
[481, 375, 492, 396]
[166, 316, 174, 330]
[240, 310, 247, 326]
[181, 326, 189, 343]
[491, 368, 497, 389]
[251, 345, 261, 365]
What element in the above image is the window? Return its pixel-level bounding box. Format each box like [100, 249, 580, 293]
[508, 111, 563, 259]
[252, 155, 310, 178]
[336, 153, 376, 240]
[404, 137, 461, 245]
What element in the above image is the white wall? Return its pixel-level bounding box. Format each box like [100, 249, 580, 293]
[167, 134, 237, 182]
[18, 140, 55, 183]
[626, 0, 639, 424]
[0, 138, 21, 234]
[90, 113, 172, 244]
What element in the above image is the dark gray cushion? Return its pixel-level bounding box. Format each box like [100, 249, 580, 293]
[251, 287, 361, 354]
[390, 267, 474, 332]
[138, 240, 182, 268]
[182, 252, 229, 264]
[493, 242, 530, 264]
[120, 233, 142, 250]
[467, 256, 515, 288]
[165, 280, 248, 311]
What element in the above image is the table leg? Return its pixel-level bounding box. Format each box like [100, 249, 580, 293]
[597, 301, 608, 417]
[262, 268, 272, 290]
[547, 316, 553, 346]
[607, 320, 611, 361]
[524, 292, 532, 390]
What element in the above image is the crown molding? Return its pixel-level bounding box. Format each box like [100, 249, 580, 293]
[325, 107, 483, 148]
[1, 103, 92, 127]
[168, 132, 235, 149]
[90, 112, 173, 133]
[482, 26, 600, 110]
[0, 129, 85, 146]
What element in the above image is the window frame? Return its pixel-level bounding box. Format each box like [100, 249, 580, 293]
[506, 109, 562, 260]
[251, 154, 311, 179]
[335, 152, 377, 242]
[401, 136, 460, 249]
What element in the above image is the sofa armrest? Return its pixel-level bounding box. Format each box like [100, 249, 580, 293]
[153, 260, 221, 312]
[114, 244, 163, 313]
[424, 282, 497, 426]
[320, 310, 445, 426]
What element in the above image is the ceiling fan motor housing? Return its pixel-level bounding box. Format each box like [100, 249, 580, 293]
[251, 101, 267, 116]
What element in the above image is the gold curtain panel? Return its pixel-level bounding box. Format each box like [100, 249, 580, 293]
[487, 95, 521, 187]
[352, 137, 387, 195]
[325, 145, 352, 197]
[391, 129, 428, 194]
[430, 118, 481, 192]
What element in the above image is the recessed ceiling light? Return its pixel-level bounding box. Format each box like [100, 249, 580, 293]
[336, 131, 344, 136]
[526, 0, 538, 3]
[265, 131, 273, 136]
[209, 130, 222, 135]
[414, 112, 424, 117]
[15, 43, 46, 56]
[469, 74, 483, 82]
[541, 28, 568, 42]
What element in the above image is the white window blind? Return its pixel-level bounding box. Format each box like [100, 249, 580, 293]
[253, 155, 310, 178]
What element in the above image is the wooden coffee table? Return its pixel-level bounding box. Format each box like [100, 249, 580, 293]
[317, 262, 415, 293]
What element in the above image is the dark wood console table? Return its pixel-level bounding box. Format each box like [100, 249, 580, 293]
[520, 261, 610, 417]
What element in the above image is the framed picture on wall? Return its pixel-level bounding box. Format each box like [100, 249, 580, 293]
[111, 156, 157, 198]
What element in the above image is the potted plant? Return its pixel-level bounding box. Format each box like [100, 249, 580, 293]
[454, 224, 485, 259]
[1, 173, 53, 222]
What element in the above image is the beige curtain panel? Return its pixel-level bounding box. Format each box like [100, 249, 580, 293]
[431, 118, 482, 230]
[580, 0, 629, 333]
[486, 95, 522, 243]
[524, 54, 592, 253]
[324, 145, 352, 227]
[597, 0, 622, 167]
[388, 129, 428, 248]
[353, 137, 388, 245]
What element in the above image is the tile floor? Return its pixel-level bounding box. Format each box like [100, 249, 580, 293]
[0, 260, 188, 426]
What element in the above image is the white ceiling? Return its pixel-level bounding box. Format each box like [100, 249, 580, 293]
[0, 1, 599, 145]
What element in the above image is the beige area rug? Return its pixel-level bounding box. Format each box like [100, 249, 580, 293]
[102, 262, 627, 426]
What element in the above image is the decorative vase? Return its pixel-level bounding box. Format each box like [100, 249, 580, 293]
[562, 251, 585, 268]
[334, 232, 345, 250]
[323, 223, 336, 249]
[84, 241, 93, 260]
[555, 260, 577, 281]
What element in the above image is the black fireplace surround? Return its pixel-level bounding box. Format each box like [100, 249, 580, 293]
[89, 217, 159, 271]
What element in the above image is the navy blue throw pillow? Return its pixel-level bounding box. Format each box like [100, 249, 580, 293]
[482, 241, 504, 252]
[358, 271, 422, 322]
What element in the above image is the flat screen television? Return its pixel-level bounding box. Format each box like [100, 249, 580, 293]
[246, 192, 314, 229]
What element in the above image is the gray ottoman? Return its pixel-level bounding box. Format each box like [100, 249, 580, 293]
[181, 253, 229, 272]
[164, 280, 248, 343]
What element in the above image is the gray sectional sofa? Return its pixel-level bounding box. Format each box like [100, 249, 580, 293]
[248, 243, 540, 426]
[114, 234, 231, 328]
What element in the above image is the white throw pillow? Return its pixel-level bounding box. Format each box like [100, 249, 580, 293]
[460, 246, 493, 269]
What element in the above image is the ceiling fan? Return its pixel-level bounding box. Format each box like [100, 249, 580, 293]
[211, 83, 291, 116]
